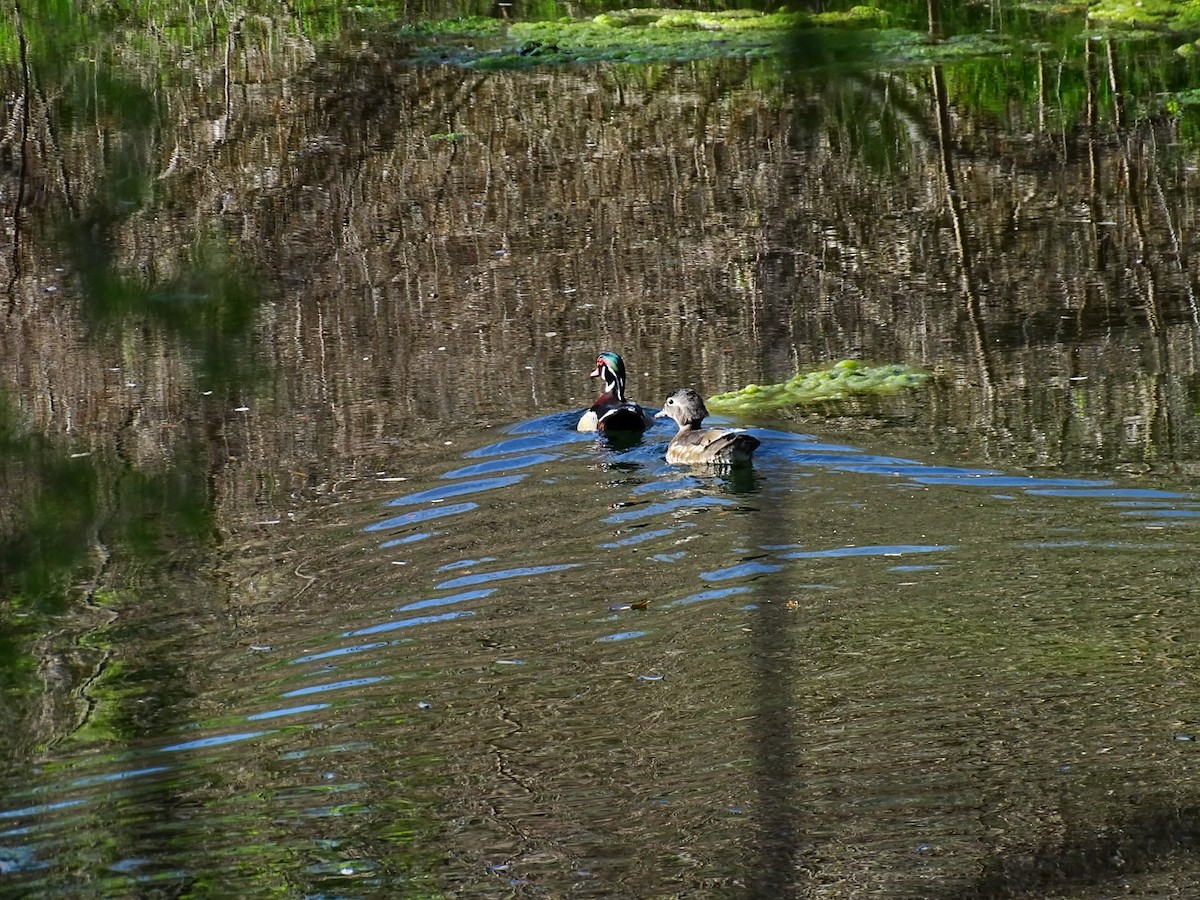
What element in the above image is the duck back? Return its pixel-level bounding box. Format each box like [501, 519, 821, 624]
[666, 428, 760, 466]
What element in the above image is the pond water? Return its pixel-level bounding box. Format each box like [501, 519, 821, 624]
[5, 2, 1200, 897]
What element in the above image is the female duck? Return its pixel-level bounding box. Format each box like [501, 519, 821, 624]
[655, 388, 760, 466]
[577, 351, 655, 433]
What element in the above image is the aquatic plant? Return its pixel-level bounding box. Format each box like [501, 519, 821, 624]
[394, 6, 911, 69]
[707, 360, 930, 412]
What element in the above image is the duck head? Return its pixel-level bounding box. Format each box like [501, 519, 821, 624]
[590, 351, 628, 402]
[654, 388, 709, 429]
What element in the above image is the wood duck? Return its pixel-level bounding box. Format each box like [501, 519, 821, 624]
[655, 387, 760, 466]
[577, 351, 655, 433]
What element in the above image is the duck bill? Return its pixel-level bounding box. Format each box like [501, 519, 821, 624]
[589, 365, 602, 378]
[653, 409, 668, 418]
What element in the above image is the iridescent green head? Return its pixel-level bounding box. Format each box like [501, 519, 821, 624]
[590, 351, 628, 400]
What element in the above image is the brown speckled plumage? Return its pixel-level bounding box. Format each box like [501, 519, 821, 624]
[655, 388, 760, 466]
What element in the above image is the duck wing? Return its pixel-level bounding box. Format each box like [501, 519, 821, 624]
[596, 402, 652, 433]
[668, 428, 759, 465]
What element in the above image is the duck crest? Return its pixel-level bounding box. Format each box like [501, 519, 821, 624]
[654, 387, 760, 466]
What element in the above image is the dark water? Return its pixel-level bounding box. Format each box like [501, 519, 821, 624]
[5, 2, 1200, 897]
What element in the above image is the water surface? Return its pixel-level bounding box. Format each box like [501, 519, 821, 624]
[4, 2, 1200, 897]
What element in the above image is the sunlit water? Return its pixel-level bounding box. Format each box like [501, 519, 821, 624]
[4, 405, 1200, 897]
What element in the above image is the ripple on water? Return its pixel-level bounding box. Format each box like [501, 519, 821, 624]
[839, 464, 1001, 478]
[379, 531, 441, 546]
[777, 544, 953, 560]
[339, 609, 476, 639]
[441, 453, 560, 479]
[395, 586, 498, 612]
[700, 561, 785, 581]
[437, 556, 498, 571]
[1120, 508, 1200, 518]
[600, 523, 696, 548]
[1026, 487, 1190, 499]
[246, 703, 331, 721]
[280, 676, 392, 697]
[9, 403, 1200, 898]
[632, 477, 707, 494]
[665, 586, 754, 607]
[912, 475, 1113, 488]
[595, 630, 648, 642]
[463, 430, 591, 458]
[434, 563, 583, 591]
[385, 475, 526, 505]
[365, 501, 477, 532]
[604, 496, 737, 523]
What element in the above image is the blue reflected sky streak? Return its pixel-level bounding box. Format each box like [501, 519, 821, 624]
[396, 587, 497, 613]
[380, 531, 439, 546]
[790, 452, 878, 466]
[365, 502, 477, 532]
[386, 475, 526, 506]
[160, 731, 276, 753]
[600, 524, 695, 548]
[442, 453, 559, 479]
[632, 477, 706, 494]
[343, 609, 476, 638]
[436, 563, 581, 591]
[247, 704, 331, 721]
[1120, 509, 1200, 518]
[666, 586, 754, 607]
[595, 630, 648, 642]
[604, 496, 736, 523]
[701, 561, 785, 581]
[1108, 500, 1200, 508]
[292, 642, 389, 664]
[1025, 487, 1193, 499]
[0, 798, 88, 820]
[770, 441, 862, 453]
[68, 766, 172, 787]
[778, 544, 952, 560]
[839, 464, 1002, 477]
[281, 676, 391, 698]
[464, 432, 587, 457]
[437, 556, 498, 571]
[911, 475, 1112, 488]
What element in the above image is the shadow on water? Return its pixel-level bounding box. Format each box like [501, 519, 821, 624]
[2, 9, 269, 876]
[747, 475, 805, 899]
[920, 800, 1200, 899]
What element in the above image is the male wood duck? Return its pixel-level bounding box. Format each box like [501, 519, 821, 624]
[655, 387, 760, 466]
[576, 351, 655, 433]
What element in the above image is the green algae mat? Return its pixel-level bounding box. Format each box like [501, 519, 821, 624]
[390, 6, 984, 70]
[707, 360, 930, 413]
[392, 2, 1200, 71]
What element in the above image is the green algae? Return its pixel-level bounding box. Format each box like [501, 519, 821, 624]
[1088, 0, 1200, 31]
[389, 1, 1200, 71]
[391, 6, 950, 70]
[707, 360, 930, 413]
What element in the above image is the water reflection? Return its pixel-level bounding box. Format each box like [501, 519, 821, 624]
[7, 0, 1200, 894]
[3, 403, 1200, 892]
